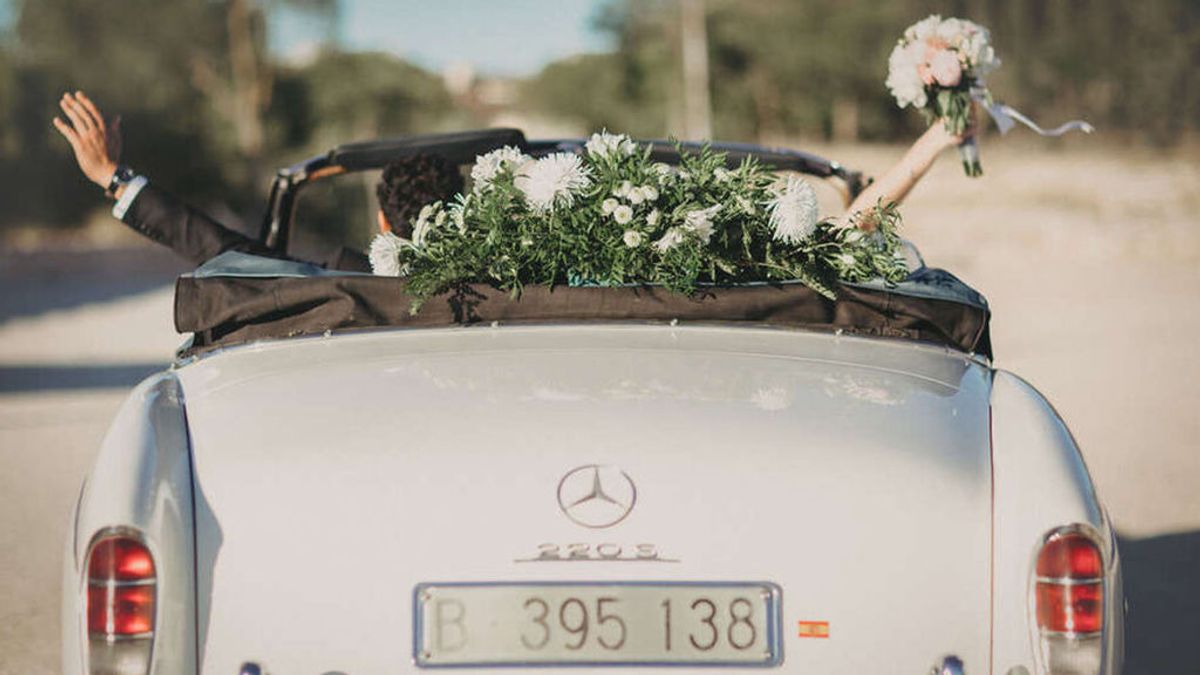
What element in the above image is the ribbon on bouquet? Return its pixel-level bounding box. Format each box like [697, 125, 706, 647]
[971, 88, 1095, 137]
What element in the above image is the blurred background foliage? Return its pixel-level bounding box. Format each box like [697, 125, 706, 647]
[0, 0, 1196, 234]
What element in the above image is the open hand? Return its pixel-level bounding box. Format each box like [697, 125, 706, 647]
[52, 91, 122, 189]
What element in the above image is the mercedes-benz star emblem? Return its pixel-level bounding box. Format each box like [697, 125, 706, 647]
[557, 464, 637, 528]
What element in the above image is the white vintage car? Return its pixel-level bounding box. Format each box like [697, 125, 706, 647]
[63, 131, 1123, 675]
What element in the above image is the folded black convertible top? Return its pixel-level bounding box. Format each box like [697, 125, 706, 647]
[175, 252, 991, 359]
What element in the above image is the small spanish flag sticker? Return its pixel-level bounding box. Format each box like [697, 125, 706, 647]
[797, 620, 830, 638]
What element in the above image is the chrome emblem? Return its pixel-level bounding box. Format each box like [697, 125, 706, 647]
[557, 464, 637, 528]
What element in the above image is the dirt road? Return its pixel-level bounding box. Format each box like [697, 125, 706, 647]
[2, 144, 1197, 672]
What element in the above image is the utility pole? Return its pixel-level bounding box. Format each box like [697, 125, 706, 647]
[679, 0, 712, 140]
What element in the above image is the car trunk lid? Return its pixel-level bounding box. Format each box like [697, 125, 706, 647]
[176, 325, 992, 674]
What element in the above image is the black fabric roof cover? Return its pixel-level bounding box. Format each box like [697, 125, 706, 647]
[175, 252, 991, 359]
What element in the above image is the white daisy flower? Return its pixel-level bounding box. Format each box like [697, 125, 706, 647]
[653, 227, 687, 252]
[767, 176, 820, 244]
[368, 231, 410, 277]
[683, 204, 721, 243]
[470, 145, 529, 194]
[613, 204, 634, 224]
[601, 197, 619, 215]
[514, 153, 593, 213]
[623, 230, 644, 248]
[646, 209, 661, 227]
[585, 130, 637, 159]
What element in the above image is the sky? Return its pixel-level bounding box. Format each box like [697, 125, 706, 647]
[0, 0, 612, 75]
[271, 0, 614, 76]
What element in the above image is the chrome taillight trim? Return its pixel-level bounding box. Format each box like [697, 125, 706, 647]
[1038, 629, 1103, 639]
[89, 632, 155, 642]
[87, 578, 157, 588]
[1035, 576, 1102, 586]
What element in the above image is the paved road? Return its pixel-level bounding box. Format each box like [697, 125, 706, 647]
[1, 237, 1197, 672]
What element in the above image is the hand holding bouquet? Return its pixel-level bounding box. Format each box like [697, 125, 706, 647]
[886, 15, 998, 177]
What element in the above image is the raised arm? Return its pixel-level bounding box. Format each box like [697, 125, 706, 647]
[845, 119, 974, 229]
[52, 91, 125, 196]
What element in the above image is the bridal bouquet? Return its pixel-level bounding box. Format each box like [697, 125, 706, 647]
[371, 132, 908, 311]
[886, 15, 1000, 176]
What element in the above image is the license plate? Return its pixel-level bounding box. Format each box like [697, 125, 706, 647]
[413, 582, 782, 667]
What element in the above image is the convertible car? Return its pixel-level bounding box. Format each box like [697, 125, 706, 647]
[63, 130, 1123, 674]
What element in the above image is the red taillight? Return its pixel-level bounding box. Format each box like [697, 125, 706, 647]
[1035, 532, 1103, 635]
[86, 535, 156, 637]
[1036, 534, 1103, 579]
[1036, 581, 1104, 633]
[88, 538, 156, 582]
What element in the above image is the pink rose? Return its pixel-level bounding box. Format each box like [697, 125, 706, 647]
[929, 49, 962, 87]
[917, 62, 935, 86]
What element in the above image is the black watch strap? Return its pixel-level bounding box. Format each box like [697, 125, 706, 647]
[105, 165, 135, 198]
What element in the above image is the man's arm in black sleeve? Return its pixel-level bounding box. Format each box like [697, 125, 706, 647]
[119, 181, 279, 266]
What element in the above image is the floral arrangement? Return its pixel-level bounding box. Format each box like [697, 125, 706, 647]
[886, 15, 1000, 177]
[370, 132, 908, 311]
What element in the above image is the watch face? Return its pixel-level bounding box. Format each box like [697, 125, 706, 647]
[115, 166, 135, 183]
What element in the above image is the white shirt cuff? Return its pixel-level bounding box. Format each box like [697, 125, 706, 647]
[111, 176, 149, 220]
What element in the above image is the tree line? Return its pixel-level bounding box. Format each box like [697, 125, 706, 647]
[524, 0, 1200, 146]
[1, 0, 1196, 232]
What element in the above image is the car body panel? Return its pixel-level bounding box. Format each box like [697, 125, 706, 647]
[990, 371, 1124, 674]
[171, 325, 994, 673]
[61, 374, 197, 675]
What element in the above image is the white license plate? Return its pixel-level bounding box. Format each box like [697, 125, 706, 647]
[413, 582, 782, 667]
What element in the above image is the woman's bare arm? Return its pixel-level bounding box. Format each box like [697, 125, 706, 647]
[845, 120, 973, 229]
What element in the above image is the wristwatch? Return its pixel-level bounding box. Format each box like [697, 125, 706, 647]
[105, 165, 136, 199]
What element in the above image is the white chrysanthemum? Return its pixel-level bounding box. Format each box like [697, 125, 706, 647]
[653, 227, 686, 252]
[470, 145, 529, 193]
[614, 180, 633, 198]
[628, 188, 645, 205]
[412, 202, 447, 247]
[613, 204, 634, 224]
[585, 130, 636, 158]
[448, 195, 470, 232]
[601, 197, 619, 215]
[683, 204, 721, 243]
[514, 153, 592, 212]
[886, 39, 928, 108]
[646, 209, 661, 227]
[623, 230, 644, 248]
[652, 163, 673, 184]
[767, 176, 819, 244]
[640, 185, 658, 202]
[368, 231, 410, 277]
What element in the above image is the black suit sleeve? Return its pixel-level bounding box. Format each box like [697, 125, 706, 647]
[120, 183, 279, 265]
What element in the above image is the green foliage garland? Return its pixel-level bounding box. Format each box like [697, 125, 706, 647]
[372, 133, 908, 312]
